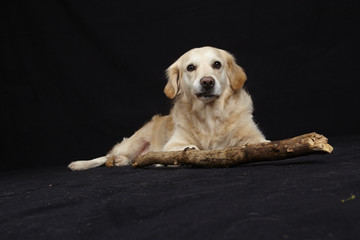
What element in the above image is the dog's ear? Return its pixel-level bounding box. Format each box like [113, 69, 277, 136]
[226, 53, 247, 91]
[164, 62, 180, 99]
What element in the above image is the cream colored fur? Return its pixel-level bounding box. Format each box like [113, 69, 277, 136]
[68, 46, 266, 171]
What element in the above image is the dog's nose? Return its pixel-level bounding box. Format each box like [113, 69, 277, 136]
[200, 77, 215, 90]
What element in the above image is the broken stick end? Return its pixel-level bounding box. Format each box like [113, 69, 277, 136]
[310, 132, 334, 153]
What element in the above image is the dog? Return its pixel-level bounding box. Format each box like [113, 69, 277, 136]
[68, 46, 266, 170]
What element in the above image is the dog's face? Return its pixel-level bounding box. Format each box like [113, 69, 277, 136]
[164, 46, 247, 102]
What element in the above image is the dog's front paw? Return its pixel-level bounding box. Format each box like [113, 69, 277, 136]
[163, 142, 199, 151]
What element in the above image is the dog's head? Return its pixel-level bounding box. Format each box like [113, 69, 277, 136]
[164, 46, 247, 102]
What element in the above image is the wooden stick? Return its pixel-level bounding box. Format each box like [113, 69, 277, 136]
[132, 132, 333, 168]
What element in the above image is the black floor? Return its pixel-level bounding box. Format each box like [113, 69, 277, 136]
[1, 135, 359, 240]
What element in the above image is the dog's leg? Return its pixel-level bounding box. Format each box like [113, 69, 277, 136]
[68, 156, 108, 171]
[68, 136, 150, 170]
[68, 118, 157, 170]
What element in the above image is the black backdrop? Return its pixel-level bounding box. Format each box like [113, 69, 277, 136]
[1, 0, 359, 170]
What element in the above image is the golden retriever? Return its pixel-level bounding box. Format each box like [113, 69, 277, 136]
[68, 46, 266, 170]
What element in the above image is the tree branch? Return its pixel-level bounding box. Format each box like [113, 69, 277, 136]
[132, 132, 333, 168]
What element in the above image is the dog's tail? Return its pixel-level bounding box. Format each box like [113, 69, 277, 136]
[68, 156, 108, 171]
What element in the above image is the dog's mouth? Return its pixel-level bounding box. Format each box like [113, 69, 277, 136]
[196, 92, 219, 100]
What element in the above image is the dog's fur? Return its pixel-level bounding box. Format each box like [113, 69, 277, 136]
[68, 46, 266, 170]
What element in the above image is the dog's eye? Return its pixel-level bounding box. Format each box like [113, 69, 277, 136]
[187, 64, 196, 72]
[213, 61, 222, 69]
